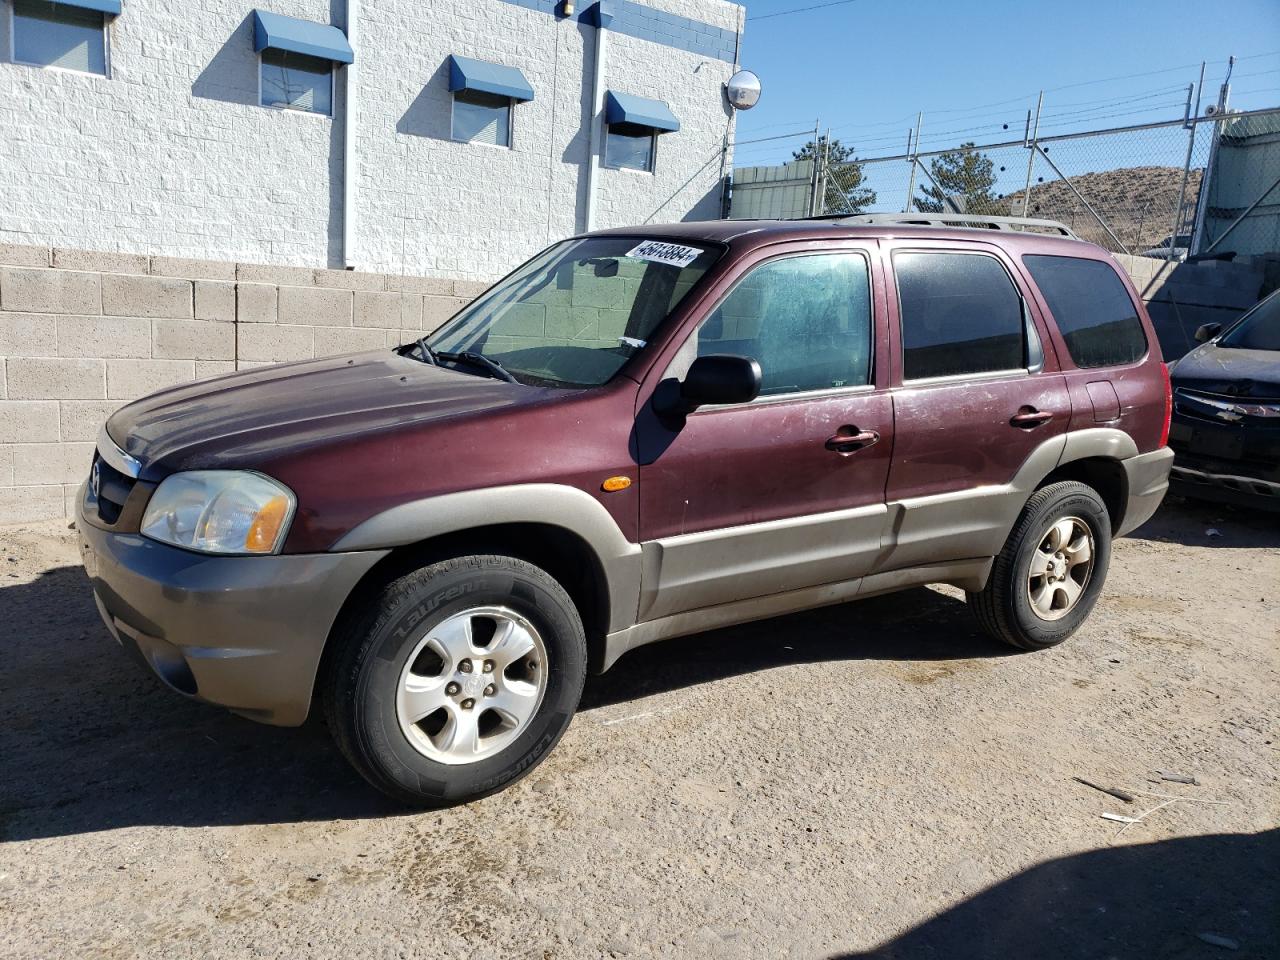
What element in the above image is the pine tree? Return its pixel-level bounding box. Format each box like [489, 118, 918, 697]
[793, 136, 877, 214]
[914, 143, 1002, 214]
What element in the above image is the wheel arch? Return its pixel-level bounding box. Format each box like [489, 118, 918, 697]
[1037, 457, 1129, 533]
[1039, 428, 1139, 534]
[322, 485, 642, 678]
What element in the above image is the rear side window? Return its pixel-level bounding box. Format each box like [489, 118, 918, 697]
[895, 252, 1026, 380]
[1024, 255, 1147, 367]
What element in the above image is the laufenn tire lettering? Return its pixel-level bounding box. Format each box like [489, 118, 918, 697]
[392, 580, 486, 639]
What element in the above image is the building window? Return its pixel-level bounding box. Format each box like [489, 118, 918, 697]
[259, 48, 333, 116]
[451, 89, 512, 148]
[604, 123, 656, 172]
[11, 0, 108, 76]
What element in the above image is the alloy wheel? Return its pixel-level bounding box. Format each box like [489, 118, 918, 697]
[1026, 516, 1095, 621]
[395, 605, 548, 765]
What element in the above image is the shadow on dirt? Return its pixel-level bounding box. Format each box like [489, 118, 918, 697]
[0, 562, 1005, 840]
[1129, 494, 1280, 549]
[834, 828, 1279, 960]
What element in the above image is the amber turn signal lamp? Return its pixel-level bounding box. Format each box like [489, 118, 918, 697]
[246, 495, 291, 553]
[601, 476, 631, 492]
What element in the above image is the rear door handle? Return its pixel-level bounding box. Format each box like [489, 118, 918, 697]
[826, 429, 880, 453]
[1010, 409, 1054, 429]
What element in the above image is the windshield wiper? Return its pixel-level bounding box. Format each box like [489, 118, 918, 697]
[410, 336, 439, 366]
[436, 350, 518, 384]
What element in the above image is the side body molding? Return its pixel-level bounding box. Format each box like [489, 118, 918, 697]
[331, 484, 643, 634]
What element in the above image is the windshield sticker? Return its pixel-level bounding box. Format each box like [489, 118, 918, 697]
[625, 240, 704, 269]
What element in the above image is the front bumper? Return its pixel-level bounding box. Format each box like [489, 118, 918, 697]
[1115, 447, 1175, 537]
[1168, 413, 1280, 512]
[77, 485, 388, 726]
[1169, 464, 1280, 512]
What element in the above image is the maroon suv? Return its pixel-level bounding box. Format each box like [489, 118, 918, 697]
[77, 217, 1173, 805]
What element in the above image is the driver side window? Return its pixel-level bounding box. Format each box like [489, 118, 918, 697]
[684, 252, 873, 396]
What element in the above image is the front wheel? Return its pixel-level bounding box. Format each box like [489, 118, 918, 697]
[969, 481, 1112, 651]
[323, 555, 586, 806]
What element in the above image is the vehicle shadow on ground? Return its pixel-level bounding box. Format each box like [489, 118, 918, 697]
[580, 585, 1009, 711]
[833, 828, 1279, 959]
[1130, 495, 1280, 549]
[0, 565, 1005, 841]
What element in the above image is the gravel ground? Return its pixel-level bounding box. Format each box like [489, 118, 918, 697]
[1, 497, 1277, 959]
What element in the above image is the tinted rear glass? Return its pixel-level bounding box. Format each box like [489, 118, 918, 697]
[1024, 255, 1147, 368]
[895, 252, 1025, 380]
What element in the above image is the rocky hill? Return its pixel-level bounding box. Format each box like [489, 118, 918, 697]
[998, 165, 1202, 252]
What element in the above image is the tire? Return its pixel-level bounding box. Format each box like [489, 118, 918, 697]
[969, 481, 1112, 651]
[323, 554, 586, 806]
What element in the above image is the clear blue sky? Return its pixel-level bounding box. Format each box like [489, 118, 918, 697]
[732, 0, 1280, 166]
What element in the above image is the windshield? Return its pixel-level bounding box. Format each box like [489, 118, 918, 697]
[425, 237, 722, 387]
[1219, 291, 1280, 351]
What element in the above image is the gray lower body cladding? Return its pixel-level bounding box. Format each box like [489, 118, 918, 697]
[77, 494, 387, 726]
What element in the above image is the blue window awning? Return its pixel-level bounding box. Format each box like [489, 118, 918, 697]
[59, 0, 122, 14]
[605, 91, 680, 133]
[252, 10, 354, 64]
[447, 55, 534, 103]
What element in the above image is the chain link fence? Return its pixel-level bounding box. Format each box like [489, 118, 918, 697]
[734, 105, 1280, 260]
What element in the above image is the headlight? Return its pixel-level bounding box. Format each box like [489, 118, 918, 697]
[141, 471, 296, 555]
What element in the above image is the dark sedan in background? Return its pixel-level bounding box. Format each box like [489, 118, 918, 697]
[1168, 289, 1280, 511]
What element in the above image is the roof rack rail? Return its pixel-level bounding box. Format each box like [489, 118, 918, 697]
[807, 212, 1078, 238]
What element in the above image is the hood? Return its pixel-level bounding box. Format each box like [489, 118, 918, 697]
[1170, 342, 1280, 400]
[108, 351, 550, 480]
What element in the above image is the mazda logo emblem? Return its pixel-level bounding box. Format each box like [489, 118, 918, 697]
[90, 460, 101, 499]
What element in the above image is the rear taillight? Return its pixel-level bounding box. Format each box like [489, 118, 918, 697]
[1159, 362, 1172, 447]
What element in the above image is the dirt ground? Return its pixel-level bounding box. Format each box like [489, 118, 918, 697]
[0, 497, 1277, 959]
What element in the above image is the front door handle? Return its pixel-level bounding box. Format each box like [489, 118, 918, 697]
[1010, 408, 1054, 429]
[825, 429, 880, 453]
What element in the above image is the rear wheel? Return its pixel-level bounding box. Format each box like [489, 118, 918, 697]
[324, 554, 586, 806]
[969, 481, 1111, 650]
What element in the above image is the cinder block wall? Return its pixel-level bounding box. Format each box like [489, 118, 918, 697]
[1114, 252, 1275, 360]
[0, 243, 483, 524]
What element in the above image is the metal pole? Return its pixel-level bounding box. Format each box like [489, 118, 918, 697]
[904, 112, 922, 211]
[913, 157, 958, 213]
[808, 119, 820, 216]
[1034, 144, 1130, 254]
[341, 0, 360, 268]
[583, 7, 612, 231]
[818, 126, 832, 215]
[1021, 92, 1043, 217]
[1191, 66, 1232, 255]
[1202, 173, 1280, 254]
[1167, 64, 1205, 261]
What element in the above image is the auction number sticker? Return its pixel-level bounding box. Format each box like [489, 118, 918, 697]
[625, 240, 704, 269]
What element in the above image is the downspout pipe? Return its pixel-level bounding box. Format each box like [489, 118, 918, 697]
[342, 0, 359, 268]
[583, 1, 615, 232]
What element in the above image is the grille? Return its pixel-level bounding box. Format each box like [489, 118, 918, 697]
[1174, 388, 1280, 422]
[91, 452, 136, 525]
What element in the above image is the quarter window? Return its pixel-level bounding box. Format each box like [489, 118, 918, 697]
[1024, 255, 1148, 367]
[11, 0, 107, 75]
[895, 251, 1027, 380]
[695, 253, 873, 396]
[260, 48, 333, 115]
[604, 123, 656, 172]
[451, 89, 512, 147]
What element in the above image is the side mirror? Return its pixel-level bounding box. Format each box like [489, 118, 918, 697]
[1195, 322, 1222, 343]
[654, 354, 762, 418]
